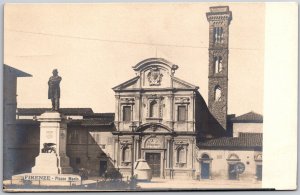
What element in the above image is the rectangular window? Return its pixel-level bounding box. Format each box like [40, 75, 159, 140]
[178, 106, 187, 121]
[123, 106, 131, 122]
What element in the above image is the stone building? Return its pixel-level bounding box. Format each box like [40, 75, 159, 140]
[3, 65, 31, 179]
[112, 58, 200, 179]
[193, 111, 263, 181]
[14, 108, 115, 177]
[207, 6, 231, 131]
[231, 112, 263, 137]
[195, 132, 262, 181]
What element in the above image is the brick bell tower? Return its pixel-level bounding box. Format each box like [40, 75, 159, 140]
[206, 6, 232, 130]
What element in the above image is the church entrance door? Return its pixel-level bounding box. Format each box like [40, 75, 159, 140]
[145, 153, 161, 177]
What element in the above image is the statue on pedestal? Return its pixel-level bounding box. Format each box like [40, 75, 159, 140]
[48, 69, 62, 111]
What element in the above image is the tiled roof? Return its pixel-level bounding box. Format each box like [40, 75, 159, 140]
[16, 108, 115, 127]
[16, 119, 39, 125]
[80, 118, 114, 126]
[17, 118, 115, 127]
[81, 113, 115, 125]
[231, 111, 263, 123]
[84, 112, 115, 118]
[17, 108, 94, 116]
[197, 133, 262, 150]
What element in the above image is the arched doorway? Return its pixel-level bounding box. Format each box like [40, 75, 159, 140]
[227, 154, 240, 180]
[200, 153, 211, 179]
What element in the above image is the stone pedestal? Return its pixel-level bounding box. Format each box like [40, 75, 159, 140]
[134, 159, 152, 181]
[32, 111, 73, 174]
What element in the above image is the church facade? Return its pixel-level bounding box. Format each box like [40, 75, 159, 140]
[112, 58, 199, 179]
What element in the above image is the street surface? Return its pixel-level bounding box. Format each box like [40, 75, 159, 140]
[137, 178, 262, 190]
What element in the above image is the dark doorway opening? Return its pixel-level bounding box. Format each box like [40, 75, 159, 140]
[201, 162, 210, 179]
[99, 160, 107, 177]
[256, 165, 262, 181]
[228, 164, 238, 180]
[145, 153, 161, 177]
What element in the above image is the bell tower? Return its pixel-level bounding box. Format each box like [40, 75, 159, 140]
[206, 6, 232, 130]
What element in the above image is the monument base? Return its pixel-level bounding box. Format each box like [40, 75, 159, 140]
[11, 173, 81, 186]
[32, 153, 73, 174]
[31, 111, 74, 174]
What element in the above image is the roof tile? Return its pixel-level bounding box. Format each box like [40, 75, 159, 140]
[17, 108, 94, 116]
[231, 111, 263, 123]
[198, 133, 262, 149]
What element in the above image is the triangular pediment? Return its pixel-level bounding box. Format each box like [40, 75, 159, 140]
[112, 76, 140, 91]
[112, 58, 199, 91]
[172, 77, 198, 89]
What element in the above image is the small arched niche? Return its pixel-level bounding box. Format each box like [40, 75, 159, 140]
[214, 85, 222, 102]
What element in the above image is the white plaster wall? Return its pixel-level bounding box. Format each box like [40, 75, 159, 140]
[195, 149, 262, 181]
[89, 131, 114, 158]
[233, 123, 263, 137]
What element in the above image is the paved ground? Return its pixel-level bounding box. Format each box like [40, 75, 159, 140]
[137, 178, 262, 190]
[4, 177, 262, 191]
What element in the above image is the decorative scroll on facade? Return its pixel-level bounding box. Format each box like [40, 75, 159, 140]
[147, 67, 163, 86]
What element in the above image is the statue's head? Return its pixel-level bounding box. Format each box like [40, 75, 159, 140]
[52, 69, 58, 76]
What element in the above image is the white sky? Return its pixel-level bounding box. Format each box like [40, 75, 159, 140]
[4, 3, 264, 116]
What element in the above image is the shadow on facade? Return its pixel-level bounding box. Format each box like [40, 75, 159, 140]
[66, 125, 121, 179]
[195, 91, 227, 142]
[12, 122, 122, 180]
[13, 121, 40, 176]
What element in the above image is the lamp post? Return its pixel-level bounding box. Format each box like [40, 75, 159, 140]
[129, 122, 137, 178]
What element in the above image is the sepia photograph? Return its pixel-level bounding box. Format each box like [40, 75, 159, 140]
[2, 2, 297, 192]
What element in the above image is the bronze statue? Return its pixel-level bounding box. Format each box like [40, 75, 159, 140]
[48, 69, 62, 111]
[41, 143, 56, 153]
